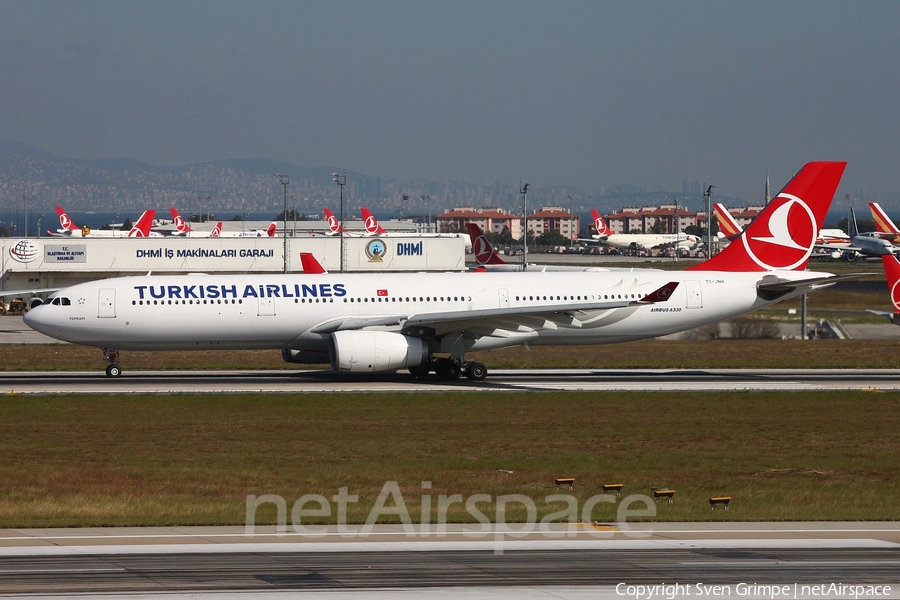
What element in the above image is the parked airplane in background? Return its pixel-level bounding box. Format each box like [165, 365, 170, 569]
[323, 208, 361, 236]
[50, 207, 160, 238]
[585, 210, 700, 251]
[168, 209, 224, 237]
[713, 203, 743, 241]
[362, 208, 471, 248]
[868, 202, 900, 244]
[465, 223, 620, 272]
[207, 221, 277, 238]
[25, 162, 849, 381]
[360, 208, 387, 235]
[844, 206, 897, 259]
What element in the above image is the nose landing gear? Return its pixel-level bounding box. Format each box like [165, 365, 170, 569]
[103, 348, 121, 377]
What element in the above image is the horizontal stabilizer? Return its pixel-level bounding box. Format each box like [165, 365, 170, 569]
[756, 273, 864, 300]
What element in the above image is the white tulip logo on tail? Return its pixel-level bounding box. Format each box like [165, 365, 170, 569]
[473, 234, 493, 264]
[364, 216, 378, 234]
[891, 280, 900, 313]
[742, 193, 816, 271]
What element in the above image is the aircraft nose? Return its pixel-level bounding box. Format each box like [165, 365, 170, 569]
[23, 305, 52, 335]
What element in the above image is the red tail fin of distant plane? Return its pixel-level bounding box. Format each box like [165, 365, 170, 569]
[266, 222, 276, 237]
[324, 208, 342, 234]
[361, 207, 387, 235]
[869, 202, 900, 242]
[591, 210, 611, 236]
[127, 209, 157, 238]
[465, 223, 508, 265]
[209, 222, 222, 237]
[169, 208, 193, 234]
[688, 162, 846, 272]
[56, 206, 79, 231]
[713, 203, 743, 240]
[300, 252, 328, 274]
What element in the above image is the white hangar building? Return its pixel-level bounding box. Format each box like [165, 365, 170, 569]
[1, 235, 467, 293]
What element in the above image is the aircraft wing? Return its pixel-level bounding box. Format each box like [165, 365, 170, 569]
[577, 236, 605, 244]
[309, 281, 680, 336]
[816, 242, 857, 251]
[0, 287, 61, 297]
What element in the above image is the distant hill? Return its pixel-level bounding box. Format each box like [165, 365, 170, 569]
[0, 139, 370, 185]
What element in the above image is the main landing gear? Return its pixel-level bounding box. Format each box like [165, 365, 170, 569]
[103, 348, 121, 377]
[409, 358, 488, 381]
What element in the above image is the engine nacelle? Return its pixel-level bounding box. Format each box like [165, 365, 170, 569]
[281, 348, 330, 364]
[330, 331, 428, 373]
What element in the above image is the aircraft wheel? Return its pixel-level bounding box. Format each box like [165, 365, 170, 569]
[435, 359, 461, 381]
[105, 364, 122, 378]
[465, 362, 487, 381]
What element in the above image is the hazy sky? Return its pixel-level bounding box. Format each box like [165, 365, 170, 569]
[2, 0, 899, 201]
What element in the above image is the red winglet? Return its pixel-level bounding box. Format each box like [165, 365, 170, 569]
[638, 281, 679, 303]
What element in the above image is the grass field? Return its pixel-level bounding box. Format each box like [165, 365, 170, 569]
[0, 391, 897, 527]
[1, 277, 897, 527]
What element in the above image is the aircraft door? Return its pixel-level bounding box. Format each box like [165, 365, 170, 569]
[258, 297, 275, 316]
[499, 288, 509, 308]
[685, 280, 702, 309]
[98, 289, 116, 318]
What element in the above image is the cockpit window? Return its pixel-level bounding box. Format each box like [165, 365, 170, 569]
[51, 298, 60, 305]
[49, 297, 71, 306]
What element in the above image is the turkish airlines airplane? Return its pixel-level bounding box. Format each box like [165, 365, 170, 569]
[168, 209, 225, 237]
[323, 208, 354, 236]
[361, 208, 472, 249]
[25, 162, 848, 381]
[585, 210, 700, 251]
[206, 221, 277, 238]
[465, 223, 615, 272]
[50, 206, 160, 237]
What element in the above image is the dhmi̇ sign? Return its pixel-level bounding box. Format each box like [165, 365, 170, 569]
[45, 244, 87, 263]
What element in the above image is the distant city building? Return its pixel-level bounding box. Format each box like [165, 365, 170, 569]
[525, 206, 580, 239]
[604, 205, 698, 234]
[723, 206, 764, 228]
[435, 207, 523, 239]
[435, 206, 580, 240]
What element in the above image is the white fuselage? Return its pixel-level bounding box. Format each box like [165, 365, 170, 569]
[599, 233, 698, 251]
[25, 269, 826, 356]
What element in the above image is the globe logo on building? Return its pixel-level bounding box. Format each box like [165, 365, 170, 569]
[9, 239, 39, 263]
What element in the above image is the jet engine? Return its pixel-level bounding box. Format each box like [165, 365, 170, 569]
[329, 331, 428, 373]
